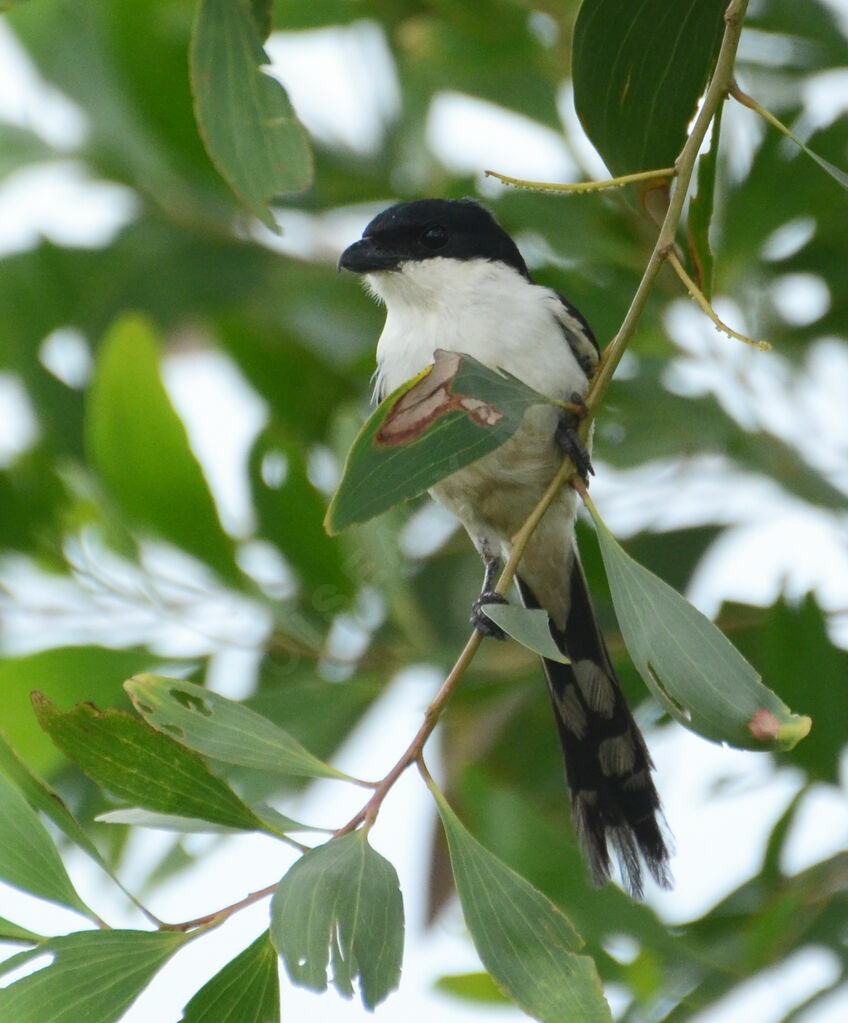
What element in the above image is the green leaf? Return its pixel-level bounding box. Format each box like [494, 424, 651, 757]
[326, 350, 557, 534]
[587, 501, 812, 751]
[270, 831, 404, 1009]
[126, 674, 356, 782]
[249, 0, 273, 41]
[191, 0, 312, 229]
[0, 729, 152, 915]
[0, 917, 44, 946]
[181, 930, 280, 1023]
[735, 87, 848, 192]
[96, 808, 244, 833]
[780, 128, 848, 192]
[479, 604, 569, 663]
[687, 97, 724, 300]
[96, 803, 313, 836]
[271, 0, 368, 30]
[603, 374, 848, 512]
[435, 971, 509, 1004]
[253, 802, 321, 836]
[0, 771, 92, 917]
[573, 0, 727, 176]
[429, 781, 613, 1023]
[31, 694, 268, 832]
[0, 929, 186, 1023]
[0, 945, 44, 983]
[85, 315, 240, 584]
[0, 646, 168, 775]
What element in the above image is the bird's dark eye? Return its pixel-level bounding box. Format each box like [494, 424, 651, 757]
[421, 225, 449, 249]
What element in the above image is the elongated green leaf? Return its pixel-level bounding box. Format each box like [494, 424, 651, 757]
[254, 802, 322, 836]
[741, 90, 848, 191]
[480, 604, 569, 663]
[0, 645, 168, 775]
[429, 782, 612, 1023]
[85, 315, 239, 584]
[0, 918, 44, 946]
[126, 674, 355, 782]
[96, 808, 244, 833]
[32, 694, 268, 832]
[0, 772, 92, 917]
[573, 0, 726, 176]
[326, 350, 557, 534]
[588, 505, 811, 750]
[0, 730, 149, 912]
[96, 804, 312, 836]
[435, 971, 509, 1004]
[0, 929, 186, 1023]
[270, 831, 404, 1009]
[191, 0, 312, 229]
[181, 930, 280, 1023]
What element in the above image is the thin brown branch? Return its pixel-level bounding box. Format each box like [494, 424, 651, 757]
[164, 881, 279, 933]
[333, 627, 485, 838]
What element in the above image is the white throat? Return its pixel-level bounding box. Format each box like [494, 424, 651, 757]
[369, 257, 587, 405]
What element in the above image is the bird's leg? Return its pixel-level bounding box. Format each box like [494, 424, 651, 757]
[470, 554, 509, 640]
[555, 391, 594, 480]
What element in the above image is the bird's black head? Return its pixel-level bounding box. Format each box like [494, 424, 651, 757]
[338, 198, 529, 279]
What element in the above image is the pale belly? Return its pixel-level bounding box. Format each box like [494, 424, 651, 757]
[429, 403, 580, 628]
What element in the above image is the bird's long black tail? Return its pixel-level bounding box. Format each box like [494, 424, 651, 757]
[517, 558, 671, 897]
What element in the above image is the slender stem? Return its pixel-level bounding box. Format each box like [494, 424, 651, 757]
[416, 753, 435, 789]
[485, 166, 676, 194]
[333, 627, 484, 838]
[496, 455, 578, 596]
[730, 79, 791, 133]
[667, 250, 770, 349]
[165, 881, 279, 933]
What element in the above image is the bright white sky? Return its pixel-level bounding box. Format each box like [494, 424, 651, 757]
[1, 12, 848, 1023]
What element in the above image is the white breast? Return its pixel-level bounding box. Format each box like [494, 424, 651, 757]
[368, 257, 589, 403]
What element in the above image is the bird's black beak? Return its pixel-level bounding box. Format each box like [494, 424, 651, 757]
[338, 237, 400, 274]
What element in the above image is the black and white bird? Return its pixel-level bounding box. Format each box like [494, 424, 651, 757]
[339, 198, 670, 896]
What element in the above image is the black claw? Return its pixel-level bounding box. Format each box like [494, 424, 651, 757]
[471, 591, 509, 640]
[556, 398, 594, 480]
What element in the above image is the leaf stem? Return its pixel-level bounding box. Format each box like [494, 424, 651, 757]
[164, 881, 279, 933]
[730, 80, 798, 135]
[666, 250, 771, 349]
[333, 627, 485, 838]
[484, 166, 676, 194]
[729, 79, 848, 190]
